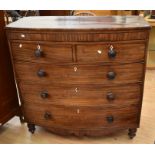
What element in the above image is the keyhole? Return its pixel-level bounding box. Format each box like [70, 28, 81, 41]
[74, 67, 77, 72]
[37, 44, 41, 49]
[19, 44, 22, 48]
[77, 109, 80, 114]
[21, 34, 25, 38]
[97, 50, 102, 54]
[110, 45, 114, 50]
[75, 88, 78, 93]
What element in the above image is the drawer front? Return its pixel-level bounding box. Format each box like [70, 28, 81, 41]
[11, 42, 73, 63]
[19, 83, 142, 106]
[23, 104, 140, 129]
[14, 62, 144, 85]
[77, 42, 145, 63]
[7, 31, 148, 42]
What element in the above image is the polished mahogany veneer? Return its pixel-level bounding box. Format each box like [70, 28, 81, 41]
[6, 16, 150, 138]
[0, 11, 20, 126]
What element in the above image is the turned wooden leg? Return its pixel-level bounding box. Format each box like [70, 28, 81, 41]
[27, 123, 36, 134]
[128, 128, 137, 139]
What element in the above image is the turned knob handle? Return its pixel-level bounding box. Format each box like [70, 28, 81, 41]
[107, 92, 115, 100]
[107, 71, 116, 80]
[40, 91, 48, 99]
[35, 49, 43, 57]
[44, 112, 52, 120]
[108, 45, 116, 58]
[106, 116, 114, 123]
[37, 69, 46, 77]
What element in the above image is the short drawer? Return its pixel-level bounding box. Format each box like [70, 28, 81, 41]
[14, 62, 144, 85]
[23, 104, 140, 129]
[76, 42, 146, 63]
[11, 42, 73, 63]
[19, 83, 142, 107]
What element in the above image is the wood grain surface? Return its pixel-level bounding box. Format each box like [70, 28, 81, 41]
[19, 83, 142, 106]
[6, 16, 150, 30]
[0, 70, 154, 143]
[6, 16, 150, 137]
[14, 62, 144, 85]
[0, 10, 19, 125]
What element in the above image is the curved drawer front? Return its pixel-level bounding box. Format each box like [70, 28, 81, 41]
[7, 31, 148, 42]
[11, 41, 145, 64]
[6, 16, 150, 137]
[23, 104, 140, 129]
[19, 83, 142, 106]
[77, 42, 145, 63]
[11, 42, 73, 63]
[14, 62, 144, 85]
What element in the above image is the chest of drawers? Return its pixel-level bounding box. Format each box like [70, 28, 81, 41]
[6, 16, 150, 138]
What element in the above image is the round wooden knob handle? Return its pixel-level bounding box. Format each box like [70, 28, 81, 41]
[44, 112, 52, 120]
[41, 91, 48, 99]
[107, 71, 116, 80]
[108, 49, 116, 58]
[106, 116, 114, 123]
[37, 69, 46, 77]
[107, 92, 115, 100]
[35, 49, 43, 57]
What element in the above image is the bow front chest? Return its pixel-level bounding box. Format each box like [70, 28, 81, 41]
[6, 16, 150, 138]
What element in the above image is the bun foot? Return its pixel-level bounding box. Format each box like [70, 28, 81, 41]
[27, 123, 36, 134]
[128, 128, 137, 139]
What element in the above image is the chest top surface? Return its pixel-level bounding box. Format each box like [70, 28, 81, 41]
[6, 16, 150, 30]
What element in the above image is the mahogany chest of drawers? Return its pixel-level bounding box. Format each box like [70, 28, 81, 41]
[6, 16, 150, 138]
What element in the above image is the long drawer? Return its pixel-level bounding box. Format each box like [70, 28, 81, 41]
[19, 83, 142, 107]
[7, 31, 148, 42]
[14, 62, 144, 85]
[23, 104, 140, 129]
